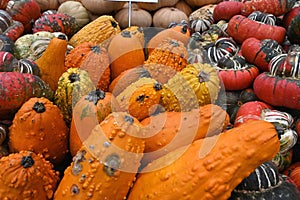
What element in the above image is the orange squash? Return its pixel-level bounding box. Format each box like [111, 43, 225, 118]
[108, 30, 145, 80]
[140, 103, 229, 166]
[0, 150, 59, 199]
[8, 97, 69, 165]
[54, 112, 145, 199]
[35, 35, 68, 91]
[127, 120, 280, 199]
[69, 89, 119, 157]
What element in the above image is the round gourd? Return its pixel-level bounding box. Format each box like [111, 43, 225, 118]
[153, 7, 188, 28]
[137, 0, 179, 11]
[81, 0, 125, 15]
[0, 151, 59, 199]
[57, 1, 90, 28]
[161, 63, 220, 112]
[175, 0, 192, 16]
[9, 97, 69, 165]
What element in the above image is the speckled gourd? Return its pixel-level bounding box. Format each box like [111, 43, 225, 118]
[54, 112, 145, 199]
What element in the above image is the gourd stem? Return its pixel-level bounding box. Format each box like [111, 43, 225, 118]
[69, 73, 80, 83]
[84, 89, 106, 105]
[20, 155, 35, 168]
[198, 71, 210, 83]
[32, 102, 46, 113]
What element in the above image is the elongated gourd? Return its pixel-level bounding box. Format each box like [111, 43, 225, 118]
[128, 120, 280, 200]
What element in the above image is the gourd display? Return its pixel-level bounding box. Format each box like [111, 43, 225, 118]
[0, 72, 53, 119]
[0, 150, 59, 199]
[68, 15, 121, 47]
[35, 35, 68, 92]
[127, 120, 280, 199]
[8, 97, 69, 165]
[69, 89, 118, 157]
[54, 67, 96, 125]
[152, 7, 188, 29]
[54, 112, 145, 199]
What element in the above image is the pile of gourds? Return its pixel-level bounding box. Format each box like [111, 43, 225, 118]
[1, 0, 300, 199]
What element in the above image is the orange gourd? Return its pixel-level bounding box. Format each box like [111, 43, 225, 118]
[0, 150, 59, 199]
[108, 30, 145, 80]
[127, 120, 280, 199]
[35, 35, 68, 91]
[140, 103, 229, 166]
[8, 97, 69, 165]
[69, 89, 119, 157]
[54, 112, 145, 199]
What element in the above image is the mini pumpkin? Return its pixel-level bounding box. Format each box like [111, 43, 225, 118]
[54, 112, 145, 199]
[152, 7, 188, 29]
[189, 4, 215, 34]
[9, 97, 69, 165]
[0, 151, 60, 199]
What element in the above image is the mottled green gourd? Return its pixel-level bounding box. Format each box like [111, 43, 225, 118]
[161, 63, 220, 112]
[54, 68, 96, 125]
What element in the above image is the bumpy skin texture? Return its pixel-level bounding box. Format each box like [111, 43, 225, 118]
[227, 15, 286, 44]
[0, 72, 53, 119]
[127, 120, 280, 200]
[0, 151, 59, 200]
[241, 0, 296, 16]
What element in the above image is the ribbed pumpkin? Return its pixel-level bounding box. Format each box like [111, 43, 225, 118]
[80, 0, 125, 15]
[69, 89, 119, 157]
[152, 7, 188, 28]
[69, 15, 121, 47]
[54, 112, 145, 199]
[0, 150, 60, 199]
[54, 68, 96, 125]
[161, 63, 220, 112]
[140, 103, 229, 166]
[127, 120, 280, 199]
[108, 30, 145, 80]
[145, 38, 188, 72]
[137, 0, 179, 11]
[8, 97, 69, 165]
[35, 34, 68, 92]
[65, 42, 111, 91]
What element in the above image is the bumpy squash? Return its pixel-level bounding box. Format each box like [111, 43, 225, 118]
[0, 72, 53, 119]
[69, 89, 119, 157]
[54, 112, 145, 199]
[69, 15, 121, 47]
[140, 103, 229, 166]
[0, 151, 59, 199]
[127, 120, 280, 199]
[8, 97, 69, 165]
[161, 63, 220, 112]
[35, 35, 68, 91]
[54, 68, 95, 125]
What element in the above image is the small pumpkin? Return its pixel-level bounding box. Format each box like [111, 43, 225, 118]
[161, 62, 220, 112]
[35, 35, 68, 91]
[68, 15, 121, 48]
[127, 120, 280, 199]
[108, 30, 145, 80]
[54, 67, 96, 125]
[152, 7, 188, 29]
[0, 151, 60, 199]
[54, 112, 145, 199]
[9, 97, 69, 165]
[69, 89, 118, 157]
[57, 1, 89, 29]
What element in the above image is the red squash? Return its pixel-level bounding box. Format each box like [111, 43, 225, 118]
[0, 0, 9, 9]
[241, 0, 295, 16]
[282, 6, 300, 44]
[6, 0, 41, 33]
[241, 37, 284, 72]
[213, 1, 243, 22]
[227, 15, 286, 44]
